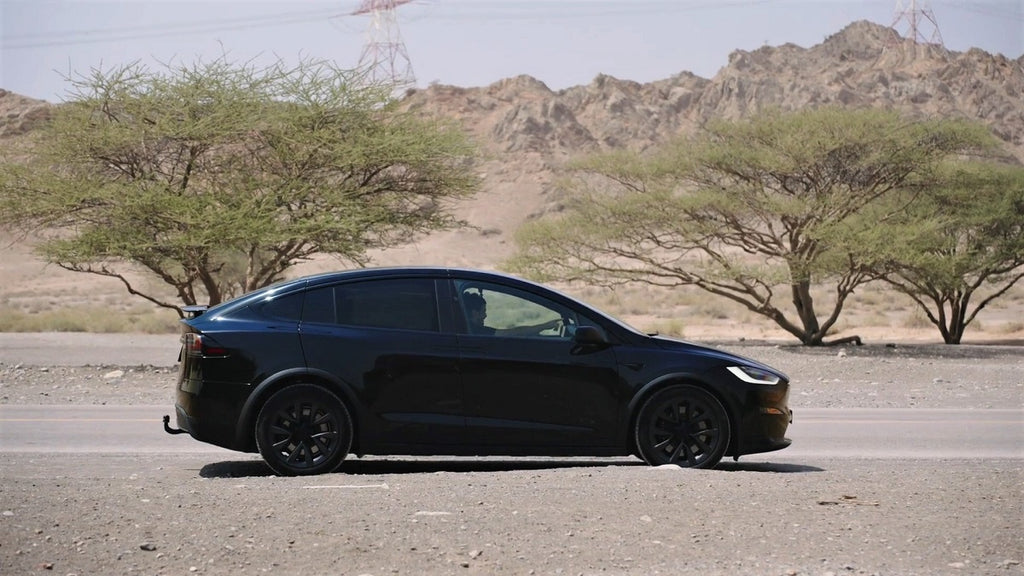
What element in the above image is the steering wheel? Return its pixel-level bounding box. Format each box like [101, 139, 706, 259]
[558, 315, 576, 338]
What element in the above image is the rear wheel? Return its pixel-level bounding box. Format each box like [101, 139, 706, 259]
[255, 384, 352, 476]
[634, 385, 730, 469]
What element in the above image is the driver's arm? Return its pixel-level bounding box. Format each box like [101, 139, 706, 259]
[495, 318, 563, 337]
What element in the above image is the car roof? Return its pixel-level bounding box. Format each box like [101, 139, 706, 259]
[295, 267, 558, 293]
[301, 267, 514, 284]
[189, 266, 652, 343]
[213, 267, 546, 313]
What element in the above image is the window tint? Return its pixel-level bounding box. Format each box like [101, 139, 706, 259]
[256, 291, 304, 321]
[302, 278, 438, 332]
[302, 286, 335, 325]
[456, 280, 581, 339]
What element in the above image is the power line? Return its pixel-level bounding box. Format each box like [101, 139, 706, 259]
[5, 0, 1018, 54]
[931, 0, 1024, 22]
[2, 7, 346, 50]
[3, 0, 782, 50]
[423, 0, 777, 22]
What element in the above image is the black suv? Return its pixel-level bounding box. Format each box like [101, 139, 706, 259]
[167, 268, 791, 475]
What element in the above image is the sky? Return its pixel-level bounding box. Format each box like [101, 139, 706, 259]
[1, 0, 1021, 103]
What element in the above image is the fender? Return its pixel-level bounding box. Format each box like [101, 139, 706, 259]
[233, 367, 361, 451]
[624, 370, 742, 449]
[627, 371, 714, 414]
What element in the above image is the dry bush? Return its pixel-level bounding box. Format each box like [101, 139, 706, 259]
[902, 310, 933, 330]
[649, 319, 686, 338]
[996, 321, 1024, 334]
[0, 305, 178, 333]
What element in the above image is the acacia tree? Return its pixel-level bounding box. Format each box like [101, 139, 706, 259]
[509, 107, 997, 345]
[0, 57, 479, 315]
[877, 161, 1024, 343]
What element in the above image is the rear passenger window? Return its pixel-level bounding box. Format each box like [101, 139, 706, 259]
[301, 278, 439, 332]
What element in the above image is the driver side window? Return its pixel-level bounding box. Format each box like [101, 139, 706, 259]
[456, 281, 576, 339]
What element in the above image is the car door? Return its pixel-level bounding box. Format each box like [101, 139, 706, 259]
[453, 278, 621, 450]
[299, 277, 464, 450]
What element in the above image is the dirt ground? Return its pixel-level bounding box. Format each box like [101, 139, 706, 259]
[1, 338, 1022, 575]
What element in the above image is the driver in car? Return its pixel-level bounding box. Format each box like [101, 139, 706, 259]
[463, 292, 564, 337]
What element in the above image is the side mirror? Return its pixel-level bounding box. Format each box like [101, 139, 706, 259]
[573, 325, 609, 346]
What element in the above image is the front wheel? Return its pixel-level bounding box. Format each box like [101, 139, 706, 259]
[634, 385, 730, 469]
[255, 384, 353, 476]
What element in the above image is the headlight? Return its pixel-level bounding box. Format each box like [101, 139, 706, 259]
[727, 365, 781, 385]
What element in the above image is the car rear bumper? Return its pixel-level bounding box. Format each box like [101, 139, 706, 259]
[174, 384, 253, 452]
[172, 402, 234, 450]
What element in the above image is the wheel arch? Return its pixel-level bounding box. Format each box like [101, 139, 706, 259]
[626, 373, 740, 457]
[234, 368, 361, 453]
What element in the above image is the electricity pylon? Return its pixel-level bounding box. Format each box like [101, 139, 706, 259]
[889, 0, 945, 47]
[353, 0, 416, 88]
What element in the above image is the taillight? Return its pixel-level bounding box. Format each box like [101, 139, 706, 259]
[184, 333, 203, 355]
[183, 333, 227, 357]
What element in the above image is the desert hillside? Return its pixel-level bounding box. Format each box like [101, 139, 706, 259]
[374, 20, 1024, 269]
[2, 21, 1022, 341]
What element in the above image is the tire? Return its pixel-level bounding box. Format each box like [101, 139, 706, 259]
[634, 385, 730, 469]
[255, 384, 353, 476]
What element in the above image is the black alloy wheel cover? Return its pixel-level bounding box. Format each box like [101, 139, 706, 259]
[256, 384, 353, 476]
[635, 385, 730, 469]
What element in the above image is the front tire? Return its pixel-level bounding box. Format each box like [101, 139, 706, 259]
[634, 385, 730, 469]
[256, 384, 352, 476]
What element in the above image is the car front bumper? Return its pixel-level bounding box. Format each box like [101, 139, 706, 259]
[731, 383, 792, 457]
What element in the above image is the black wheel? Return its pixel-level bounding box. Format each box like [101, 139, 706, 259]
[255, 384, 352, 476]
[634, 385, 730, 469]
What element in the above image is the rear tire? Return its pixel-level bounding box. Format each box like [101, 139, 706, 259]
[634, 385, 730, 469]
[255, 384, 352, 476]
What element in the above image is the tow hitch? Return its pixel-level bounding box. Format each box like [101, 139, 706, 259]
[163, 415, 186, 435]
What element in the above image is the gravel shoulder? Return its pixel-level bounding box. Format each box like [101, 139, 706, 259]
[1, 334, 1022, 576]
[2, 453, 1021, 576]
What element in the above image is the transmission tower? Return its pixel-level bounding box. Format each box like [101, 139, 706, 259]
[889, 0, 945, 47]
[353, 0, 416, 88]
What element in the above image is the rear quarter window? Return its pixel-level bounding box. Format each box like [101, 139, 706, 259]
[301, 278, 439, 332]
[254, 291, 304, 321]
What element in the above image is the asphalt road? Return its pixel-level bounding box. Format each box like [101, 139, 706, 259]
[2, 336, 1022, 575]
[0, 332, 181, 367]
[2, 405, 1020, 461]
[1, 332, 1021, 462]
[2, 332, 1021, 463]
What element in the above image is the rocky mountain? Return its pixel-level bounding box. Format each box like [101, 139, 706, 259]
[402, 21, 1022, 159]
[2, 20, 1022, 269]
[0, 89, 50, 137]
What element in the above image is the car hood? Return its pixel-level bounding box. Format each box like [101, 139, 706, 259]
[649, 335, 789, 380]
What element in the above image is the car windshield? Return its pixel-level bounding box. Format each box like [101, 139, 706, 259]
[528, 281, 647, 337]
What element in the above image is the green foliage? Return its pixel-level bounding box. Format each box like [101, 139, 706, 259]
[877, 160, 1024, 343]
[510, 107, 1002, 345]
[0, 57, 479, 314]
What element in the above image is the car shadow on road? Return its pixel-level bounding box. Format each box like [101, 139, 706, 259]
[717, 461, 824, 473]
[199, 457, 644, 477]
[200, 457, 822, 478]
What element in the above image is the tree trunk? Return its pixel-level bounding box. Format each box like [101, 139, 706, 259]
[792, 280, 824, 345]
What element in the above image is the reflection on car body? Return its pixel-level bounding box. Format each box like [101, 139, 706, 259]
[166, 268, 791, 476]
